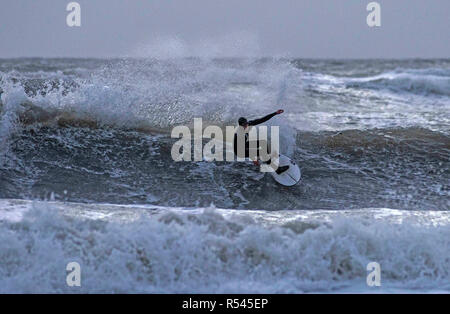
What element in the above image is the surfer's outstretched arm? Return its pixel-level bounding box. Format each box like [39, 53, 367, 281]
[248, 109, 284, 126]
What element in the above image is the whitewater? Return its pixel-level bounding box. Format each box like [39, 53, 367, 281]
[0, 57, 449, 293]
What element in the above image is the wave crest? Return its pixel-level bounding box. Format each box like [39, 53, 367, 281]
[346, 68, 450, 96]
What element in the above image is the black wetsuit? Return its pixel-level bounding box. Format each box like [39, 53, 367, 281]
[233, 112, 277, 158]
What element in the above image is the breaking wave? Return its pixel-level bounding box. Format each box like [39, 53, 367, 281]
[345, 68, 450, 96]
[0, 200, 449, 293]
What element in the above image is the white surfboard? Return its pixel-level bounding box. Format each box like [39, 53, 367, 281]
[270, 154, 301, 186]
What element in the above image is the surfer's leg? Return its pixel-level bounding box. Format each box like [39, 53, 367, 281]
[234, 136, 249, 160]
[257, 140, 279, 166]
[256, 140, 270, 163]
[250, 140, 279, 173]
[247, 140, 259, 162]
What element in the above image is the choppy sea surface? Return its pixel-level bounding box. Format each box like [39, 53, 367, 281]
[0, 58, 449, 293]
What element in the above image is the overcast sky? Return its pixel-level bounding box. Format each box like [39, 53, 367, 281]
[0, 0, 449, 58]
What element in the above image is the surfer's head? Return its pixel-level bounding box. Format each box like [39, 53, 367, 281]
[238, 117, 248, 128]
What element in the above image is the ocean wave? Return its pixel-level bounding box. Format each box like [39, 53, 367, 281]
[1, 59, 449, 137]
[1, 58, 299, 128]
[0, 59, 300, 159]
[1, 59, 449, 211]
[0, 125, 448, 211]
[0, 199, 449, 293]
[345, 68, 450, 97]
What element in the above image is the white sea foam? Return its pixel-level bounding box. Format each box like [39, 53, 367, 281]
[0, 199, 448, 293]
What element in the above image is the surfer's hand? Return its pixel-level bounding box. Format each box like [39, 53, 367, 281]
[252, 160, 260, 166]
[276, 109, 284, 114]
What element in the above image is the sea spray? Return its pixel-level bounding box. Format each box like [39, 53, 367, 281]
[0, 85, 28, 165]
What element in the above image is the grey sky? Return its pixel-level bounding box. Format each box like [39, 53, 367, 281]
[0, 0, 449, 58]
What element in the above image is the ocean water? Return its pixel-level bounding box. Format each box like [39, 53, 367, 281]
[0, 58, 449, 293]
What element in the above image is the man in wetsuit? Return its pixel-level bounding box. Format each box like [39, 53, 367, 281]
[233, 109, 289, 174]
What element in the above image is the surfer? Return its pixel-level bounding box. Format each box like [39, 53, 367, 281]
[233, 109, 289, 174]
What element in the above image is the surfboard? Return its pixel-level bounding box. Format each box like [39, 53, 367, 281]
[270, 154, 301, 186]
